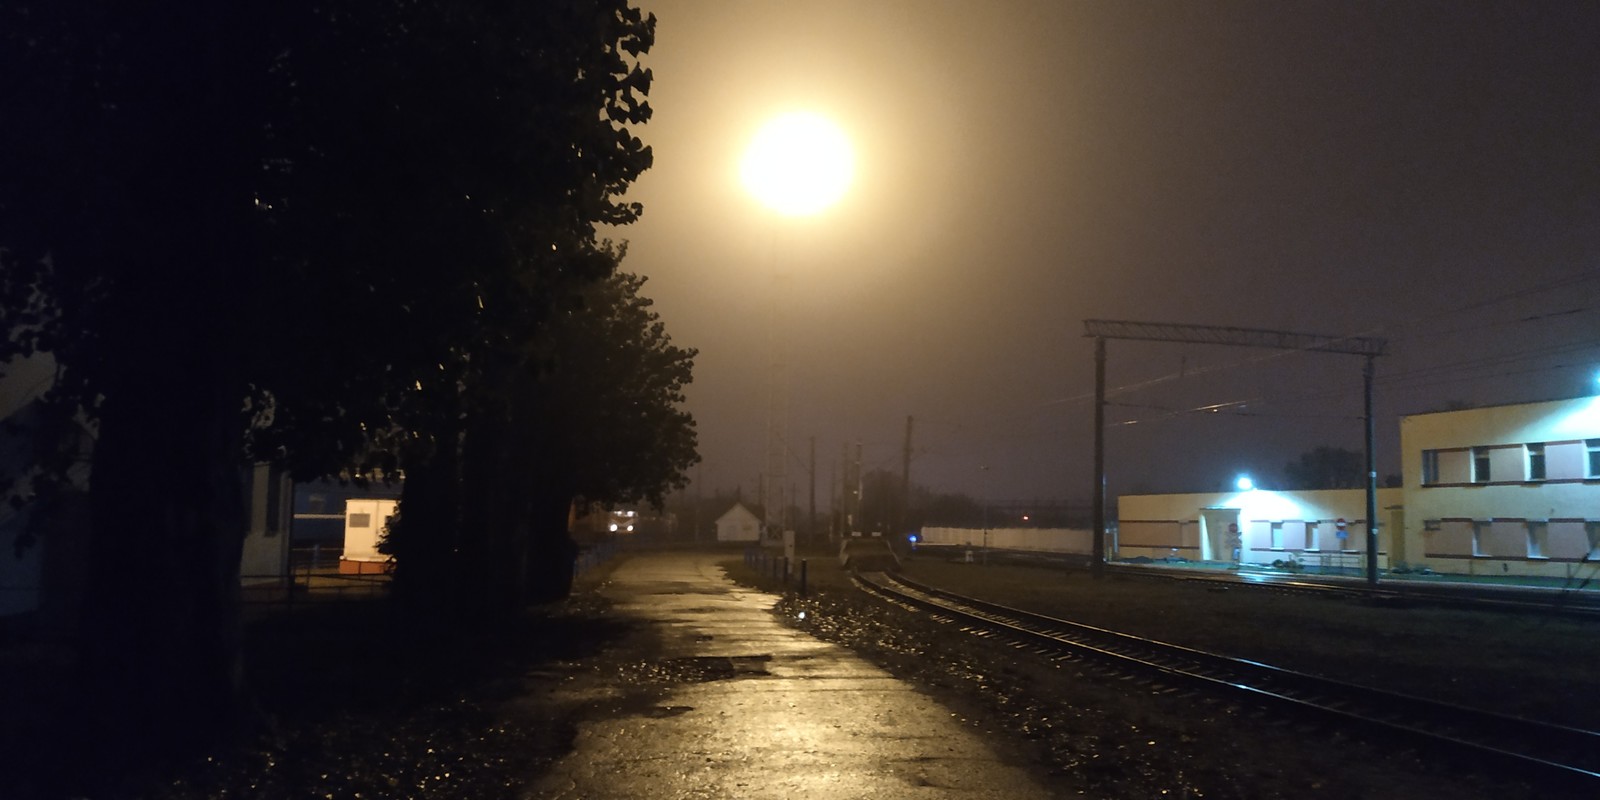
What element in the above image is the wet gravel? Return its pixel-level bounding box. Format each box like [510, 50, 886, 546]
[7, 596, 626, 800]
[769, 585, 1552, 799]
[5, 558, 1560, 799]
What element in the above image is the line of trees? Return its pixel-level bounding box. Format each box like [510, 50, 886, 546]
[0, 0, 692, 753]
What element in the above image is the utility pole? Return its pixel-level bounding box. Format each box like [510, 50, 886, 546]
[1092, 336, 1106, 577]
[840, 442, 851, 535]
[828, 458, 838, 542]
[1364, 355, 1378, 586]
[808, 436, 816, 547]
[901, 416, 914, 537]
[855, 440, 864, 534]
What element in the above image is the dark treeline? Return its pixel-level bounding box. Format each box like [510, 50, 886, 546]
[0, 0, 694, 771]
[854, 469, 1093, 533]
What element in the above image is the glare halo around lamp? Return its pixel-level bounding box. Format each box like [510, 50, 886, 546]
[1235, 475, 1255, 491]
[740, 111, 854, 217]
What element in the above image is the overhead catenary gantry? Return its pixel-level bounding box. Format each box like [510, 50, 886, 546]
[1082, 319, 1389, 584]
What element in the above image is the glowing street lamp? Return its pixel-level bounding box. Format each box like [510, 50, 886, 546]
[741, 112, 854, 217]
[1235, 474, 1255, 491]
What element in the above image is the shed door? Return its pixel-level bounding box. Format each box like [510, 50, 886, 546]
[1201, 508, 1241, 562]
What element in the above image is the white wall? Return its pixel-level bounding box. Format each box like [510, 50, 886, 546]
[1401, 396, 1600, 578]
[919, 526, 1094, 555]
[0, 515, 43, 616]
[1118, 488, 1401, 568]
[240, 465, 292, 583]
[342, 498, 398, 563]
[716, 505, 761, 542]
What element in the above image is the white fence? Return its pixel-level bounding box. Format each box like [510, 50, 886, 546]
[919, 526, 1095, 555]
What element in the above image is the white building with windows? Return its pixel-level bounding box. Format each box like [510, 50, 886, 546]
[1116, 396, 1600, 581]
[1401, 395, 1600, 578]
[1118, 487, 1402, 572]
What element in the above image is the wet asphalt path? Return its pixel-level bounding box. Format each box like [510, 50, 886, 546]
[525, 551, 1054, 799]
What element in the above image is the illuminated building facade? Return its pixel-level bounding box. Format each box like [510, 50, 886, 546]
[1117, 395, 1600, 580]
[1401, 396, 1600, 578]
[1118, 488, 1403, 572]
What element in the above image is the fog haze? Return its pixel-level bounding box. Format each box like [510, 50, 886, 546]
[622, 1, 1600, 505]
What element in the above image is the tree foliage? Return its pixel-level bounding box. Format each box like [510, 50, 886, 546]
[1282, 445, 1366, 490]
[0, 0, 671, 765]
[536, 267, 699, 510]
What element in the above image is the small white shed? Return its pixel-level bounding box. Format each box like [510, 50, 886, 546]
[340, 497, 397, 574]
[714, 502, 761, 543]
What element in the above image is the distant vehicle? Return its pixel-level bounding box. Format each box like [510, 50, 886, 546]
[604, 509, 638, 534]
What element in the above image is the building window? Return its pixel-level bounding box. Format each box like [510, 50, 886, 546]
[1525, 444, 1546, 482]
[1472, 447, 1491, 483]
[349, 513, 372, 528]
[1588, 440, 1600, 479]
[1527, 521, 1547, 559]
[1471, 521, 1488, 556]
[1588, 522, 1600, 560]
[1304, 522, 1319, 551]
[1270, 522, 1285, 549]
[1422, 450, 1440, 485]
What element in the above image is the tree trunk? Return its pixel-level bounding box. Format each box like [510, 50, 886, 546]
[391, 437, 462, 626]
[80, 360, 250, 760]
[74, 3, 261, 764]
[526, 486, 577, 604]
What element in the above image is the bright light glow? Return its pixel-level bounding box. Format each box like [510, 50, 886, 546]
[1235, 475, 1254, 491]
[797, 611, 807, 620]
[1218, 489, 1314, 525]
[741, 112, 854, 216]
[608, 523, 619, 532]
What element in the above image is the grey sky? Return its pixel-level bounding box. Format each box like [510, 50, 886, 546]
[620, 0, 1600, 507]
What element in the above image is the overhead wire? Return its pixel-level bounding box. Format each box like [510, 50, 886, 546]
[1053, 267, 1600, 427]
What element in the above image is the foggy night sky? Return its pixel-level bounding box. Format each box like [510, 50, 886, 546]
[617, 0, 1600, 509]
[1, 2, 1595, 512]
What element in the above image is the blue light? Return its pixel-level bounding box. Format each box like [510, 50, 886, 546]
[907, 533, 920, 543]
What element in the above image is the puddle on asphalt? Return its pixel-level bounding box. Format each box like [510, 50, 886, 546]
[644, 705, 695, 718]
[658, 655, 773, 682]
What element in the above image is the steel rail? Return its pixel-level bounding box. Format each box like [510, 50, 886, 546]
[854, 570, 1600, 788]
[913, 546, 1600, 618]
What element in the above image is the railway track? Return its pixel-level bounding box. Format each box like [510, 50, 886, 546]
[854, 569, 1600, 789]
[928, 545, 1600, 619]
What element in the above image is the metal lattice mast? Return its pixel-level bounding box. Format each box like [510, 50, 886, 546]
[764, 273, 791, 537]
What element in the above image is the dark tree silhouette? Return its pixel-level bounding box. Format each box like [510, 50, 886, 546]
[1282, 446, 1366, 490]
[486, 267, 697, 605]
[0, 0, 658, 764]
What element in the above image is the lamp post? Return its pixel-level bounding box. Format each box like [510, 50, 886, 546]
[741, 111, 855, 545]
[980, 464, 990, 564]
